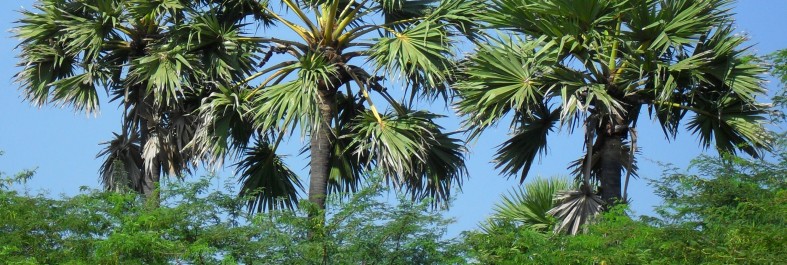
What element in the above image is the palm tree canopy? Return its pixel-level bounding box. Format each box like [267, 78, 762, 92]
[14, 0, 475, 210]
[456, 0, 773, 183]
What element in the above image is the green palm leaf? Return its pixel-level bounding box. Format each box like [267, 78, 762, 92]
[350, 110, 466, 206]
[236, 138, 304, 212]
[489, 177, 573, 232]
[97, 133, 143, 192]
[369, 20, 454, 99]
[495, 103, 560, 182]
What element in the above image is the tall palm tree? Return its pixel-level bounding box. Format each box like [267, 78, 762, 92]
[16, 0, 474, 211]
[188, 0, 478, 211]
[456, 0, 772, 210]
[15, 0, 268, 203]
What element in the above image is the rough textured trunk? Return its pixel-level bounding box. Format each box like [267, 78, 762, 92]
[598, 136, 623, 206]
[308, 90, 336, 210]
[139, 117, 162, 208]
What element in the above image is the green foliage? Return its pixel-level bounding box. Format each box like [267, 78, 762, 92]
[464, 150, 787, 264]
[769, 49, 787, 86]
[0, 171, 464, 264]
[769, 49, 787, 113]
[484, 177, 572, 233]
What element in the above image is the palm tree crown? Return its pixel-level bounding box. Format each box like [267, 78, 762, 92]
[456, 0, 772, 208]
[15, 0, 476, 212]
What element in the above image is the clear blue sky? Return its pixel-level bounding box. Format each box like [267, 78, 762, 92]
[1, 1, 785, 237]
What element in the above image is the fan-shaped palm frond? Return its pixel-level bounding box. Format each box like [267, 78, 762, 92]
[236, 138, 304, 212]
[350, 110, 467, 206]
[495, 103, 560, 182]
[687, 96, 772, 158]
[488, 177, 573, 232]
[547, 188, 604, 235]
[97, 133, 143, 192]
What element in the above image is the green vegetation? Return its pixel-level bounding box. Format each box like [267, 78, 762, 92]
[464, 149, 787, 264]
[3, 143, 786, 264]
[6, 0, 787, 264]
[0, 172, 464, 264]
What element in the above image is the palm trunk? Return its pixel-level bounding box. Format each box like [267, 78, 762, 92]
[140, 115, 162, 208]
[598, 135, 623, 206]
[308, 90, 336, 210]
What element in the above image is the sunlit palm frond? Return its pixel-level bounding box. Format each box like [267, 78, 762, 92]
[183, 11, 262, 81]
[127, 0, 185, 21]
[486, 0, 619, 37]
[49, 72, 101, 114]
[236, 138, 304, 212]
[191, 85, 256, 165]
[251, 53, 337, 133]
[490, 177, 573, 232]
[127, 45, 198, 107]
[369, 20, 455, 99]
[350, 110, 466, 206]
[455, 37, 556, 136]
[687, 96, 772, 158]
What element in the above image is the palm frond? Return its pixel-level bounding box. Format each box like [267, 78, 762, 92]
[369, 20, 454, 99]
[128, 44, 198, 107]
[547, 188, 604, 235]
[191, 85, 255, 166]
[455, 36, 557, 136]
[490, 177, 573, 232]
[350, 110, 466, 206]
[97, 133, 143, 192]
[236, 138, 304, 212]
[494, 103, 560, 182]
[686, 96, 772, 158]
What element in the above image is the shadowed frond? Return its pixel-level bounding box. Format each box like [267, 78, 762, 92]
[547, 188, 604, 235]
[687, 96, 772, 158]
[495, 103, 560, 182]
[236, 138, 304, 212]
[97, 133, 143, 192]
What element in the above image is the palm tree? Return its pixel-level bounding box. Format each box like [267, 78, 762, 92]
[16, 0, 474, 212]
[456, 0, 772, 211]
[14, 0, 266, 203]
[188, 0, 478, 212]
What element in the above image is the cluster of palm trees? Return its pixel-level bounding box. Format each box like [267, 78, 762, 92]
[15, 0, 771, 228]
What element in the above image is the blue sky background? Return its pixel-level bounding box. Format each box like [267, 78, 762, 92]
[1, 0, 785, 237]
